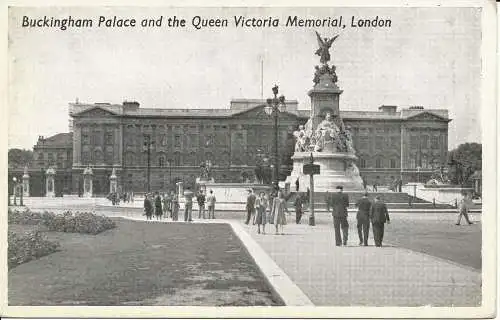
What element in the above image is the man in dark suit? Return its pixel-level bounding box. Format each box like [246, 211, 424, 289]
[369, 195, 390, 247]
[330, 186, 349, 246]
[355, 192, 371, 246]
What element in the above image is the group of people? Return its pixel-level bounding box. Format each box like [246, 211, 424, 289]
[107, 191, 135, 206]
[245, 189, 289, 235]
[144, 188, 217, 222]
[143, 191, 180, 221]
[326, 186, 391, 247]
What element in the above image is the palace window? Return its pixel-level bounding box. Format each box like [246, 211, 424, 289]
[82, 151, 90, 165]
[82, 134, 90, 145]
[431, 136, 439, 149]
[421, 136, 429, 149]
[375, 137, 384, 149]
[174, 152, 181, 166]
[94, 150, 103, 162]
[125, 152, 135, 166]
[48, 153, 54, 161]
[359, 158, 366, 168]
[375, 158, 383, 168]
[409, 156, 416, 169]
[105, 132, 113, 145]
[391, 136, 399, 148]
[161, 135, 168, 146]
[174, 135, 181, 148]
[158, 156, 165, 167]
[358, 137, 369, 150]
[93, 131, 103, 145]
[105, 150, 113, 163]
[410, 136, 419, 149]
[390, 159, 397, 168]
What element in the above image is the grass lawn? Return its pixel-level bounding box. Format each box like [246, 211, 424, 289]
[8, 218, 282, 306]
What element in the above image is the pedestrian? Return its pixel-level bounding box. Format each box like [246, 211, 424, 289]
[154, 192, 163, 220]
[369, 195, 390, 247]
[245, 189, 256, 225]
[206, 189, 216, 219]
[373, 182, 378, 192]
[163, 192, 171, 217]
[362, 177, 367, 190]
[295, 178, 300, 192]
[184, 187, 194, 222]
[355, 192, 371, 246]
[255, 192, 267, 234]
[271, 190, 288, 235]
[330, 186, 349, 246]
[456, 192, 473, 225]
[144, 194, 153, 220]
[294, 193, 304, 224]
[171, 194, 179, 221]
[196, 189, 206, 219]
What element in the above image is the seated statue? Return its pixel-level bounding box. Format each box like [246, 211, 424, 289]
[343, 125, 356, 154]
[314, 112, 341, 152]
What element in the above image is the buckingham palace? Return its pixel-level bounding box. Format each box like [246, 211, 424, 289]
[21, 98, 450, 196]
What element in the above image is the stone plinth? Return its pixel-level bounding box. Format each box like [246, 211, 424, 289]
[203, 183, 272, 204]
[83, 166, 93, 198]
[109, 168, 117, 194]
[22, 167, 30, 197]
[286, 152, 364, 192]
[45, 167, 56, 198]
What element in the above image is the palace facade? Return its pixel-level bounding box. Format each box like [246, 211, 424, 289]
[16, 99, 450, 196]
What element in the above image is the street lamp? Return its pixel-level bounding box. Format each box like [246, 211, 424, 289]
[264, 84, 286, 190]
[143, 135, 155, 193]
[12, 177, 23, 206]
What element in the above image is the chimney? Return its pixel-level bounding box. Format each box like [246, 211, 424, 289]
[123, 101, 140, 110]
[378, 105, 397, 113]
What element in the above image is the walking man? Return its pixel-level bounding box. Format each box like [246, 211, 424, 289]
[245, 189, 256, 225]
[330, 186, 349, 246]
[184, 187, 194, 222]
[294, 193, 304, 224]
[370, 196, 390, 247]
[456, 192, 473, 225]
[206, 189, 216, 219]
[196, 189, 206, 219]
[355, 192, 371, 246]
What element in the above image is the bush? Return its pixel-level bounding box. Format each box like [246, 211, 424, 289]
[8, 208, 43, 225]
[8, 230, 60, 269]
[44, 211, 116, 235]
[9, 209, 116, 235]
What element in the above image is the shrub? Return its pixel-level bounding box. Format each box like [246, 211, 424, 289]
[8, 208, 43, 225]
[8, 230, 60, 269]
[44, 211, 116, 235]
[9, 209, 116, 235]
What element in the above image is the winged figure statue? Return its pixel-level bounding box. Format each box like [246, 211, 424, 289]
[315, 31, 339, 64]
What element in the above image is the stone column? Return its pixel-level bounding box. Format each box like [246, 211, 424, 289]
[176, 181, 184, 199]
[46, 167, 56, 198]
[22, 166, 30, 197]
[83, 166, 93, 198]
[73, 125, 82, 166]
[109, 168, 117, 194]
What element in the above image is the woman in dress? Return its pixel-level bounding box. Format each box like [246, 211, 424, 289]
[271, 190, 288, 235]
[255, 192, 268, 234]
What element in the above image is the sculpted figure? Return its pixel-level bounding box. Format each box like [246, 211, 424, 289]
[315, 31, 340, 65]
[293, 125, 309, 152]
[316, 112, 340, 140]
[343, 125, 356, 154]
[346, 161, 360, 177]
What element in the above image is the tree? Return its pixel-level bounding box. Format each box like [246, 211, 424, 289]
[447, 143, 481, 185]
[8, 148, 33, 168]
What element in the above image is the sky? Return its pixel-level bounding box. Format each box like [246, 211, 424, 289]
[8, 6, 482, 150]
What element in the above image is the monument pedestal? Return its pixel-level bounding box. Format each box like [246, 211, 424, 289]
[286, 152, 364, 192]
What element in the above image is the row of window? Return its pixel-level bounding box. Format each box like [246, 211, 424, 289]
[358, 158, 399, 169]
[82, 132, 114, 146]
[410, 135, 441, 149]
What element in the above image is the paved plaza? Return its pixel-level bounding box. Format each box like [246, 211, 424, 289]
[8, 197, 482, 307]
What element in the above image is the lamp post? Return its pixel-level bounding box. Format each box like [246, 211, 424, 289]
[416, 166, 421, 183]
[264, 85, 286, 190]
[12, 177, 23, 206]
[143, 135, 155, 193]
